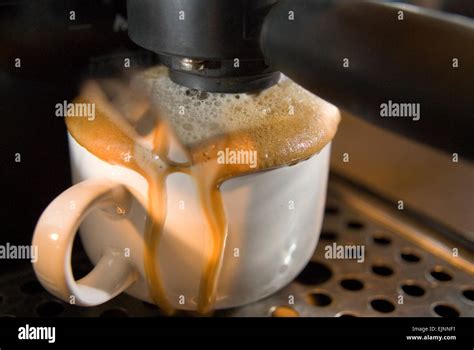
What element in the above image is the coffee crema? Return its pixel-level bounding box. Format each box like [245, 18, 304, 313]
[66, 66, 340, 314]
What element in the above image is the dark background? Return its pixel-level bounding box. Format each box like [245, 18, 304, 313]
[0, 0, 156, 272]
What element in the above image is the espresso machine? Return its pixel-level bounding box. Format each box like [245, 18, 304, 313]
[0, 0, 472, 318]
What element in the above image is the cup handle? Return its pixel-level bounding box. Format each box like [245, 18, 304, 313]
[32, 179, 138, 306]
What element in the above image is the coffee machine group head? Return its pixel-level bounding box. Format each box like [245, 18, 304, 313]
[127, 0, 280, 93]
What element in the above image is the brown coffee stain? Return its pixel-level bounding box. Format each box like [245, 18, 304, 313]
[66, 68, 340, 315]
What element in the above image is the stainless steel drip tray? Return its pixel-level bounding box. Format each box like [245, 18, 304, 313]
[1, 177, 473, 317]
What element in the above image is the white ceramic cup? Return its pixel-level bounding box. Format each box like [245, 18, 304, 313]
[32, 134, 331, 310]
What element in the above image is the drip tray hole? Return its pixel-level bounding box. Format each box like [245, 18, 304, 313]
[296, 261, 332, 286]
[462, 289, 474, 302]
[371, 264, 394, 277]
[401, 283, 425, 297]
[307, 292, 332, 307]
[370, 299, 395, 313]
[400, 249, 422, 263]
[340, 278, 364, 291]
[430, 266, 453, 282]
[433, 304, 459, 318]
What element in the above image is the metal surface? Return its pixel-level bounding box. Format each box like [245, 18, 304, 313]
[179, 58, 206, 72]
[0, 178, 472, 317]
[331, 111, 474, 243]
[261, 1, 474, 158]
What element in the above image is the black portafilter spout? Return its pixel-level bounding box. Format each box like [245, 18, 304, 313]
[261, 0, 474, 159]
[127, 0, 474, 159]
[127, 0, 280, 92]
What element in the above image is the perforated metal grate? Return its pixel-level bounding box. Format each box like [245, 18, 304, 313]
[0, 179, 472, 318]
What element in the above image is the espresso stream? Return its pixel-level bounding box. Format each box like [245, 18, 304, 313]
[66, 67, 340, 314]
